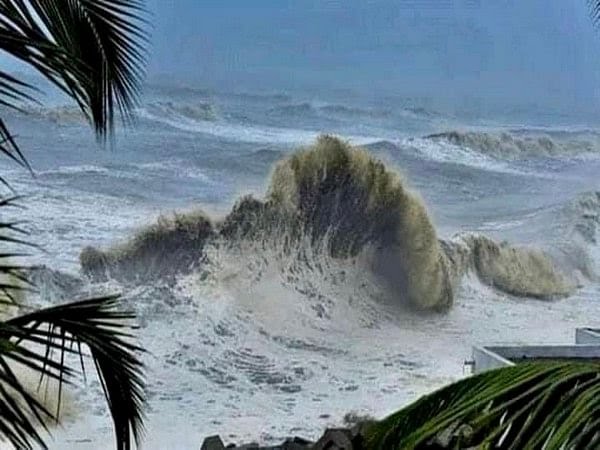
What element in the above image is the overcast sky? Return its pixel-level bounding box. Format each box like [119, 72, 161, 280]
[3, 1, 600, 111]
[143, 0, 600, 110]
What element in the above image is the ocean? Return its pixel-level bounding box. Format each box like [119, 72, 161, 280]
[2, 82, 600, 448]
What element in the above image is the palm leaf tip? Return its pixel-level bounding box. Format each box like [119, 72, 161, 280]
[588, 0, 600, 27]
[3, 296, 146, 450]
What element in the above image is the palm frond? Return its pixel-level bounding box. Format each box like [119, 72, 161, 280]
[0, 119, 31, 188]
[0, 195, 33, 307]
[0, 296, 146, 450]
[0, 0, 148, 140]
[0, 144, 145, 449]
[365, 362, 600, 449]
[589, 1, 600, 28]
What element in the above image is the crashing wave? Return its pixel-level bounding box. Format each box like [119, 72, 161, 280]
[80, 136, 578, 310]
[81, 211, 214, 283]
[442, 235, 574, 299]
[426, 130, 600, 159]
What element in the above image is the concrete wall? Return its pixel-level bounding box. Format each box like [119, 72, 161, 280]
[472, 346, 514, 373]
[472, 344, 600, 374]
[575, 328, 600, 345]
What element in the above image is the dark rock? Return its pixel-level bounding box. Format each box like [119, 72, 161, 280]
[201, 433, 314, 450]
[201, 435, 226, 450]
[290, 437, 312, 445]
[313, 429, 354, 450]
[280, 436, 313, 449]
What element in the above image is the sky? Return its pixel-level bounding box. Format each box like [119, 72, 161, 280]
[142, 0, 600, 112]
[3, 1, 600, 113]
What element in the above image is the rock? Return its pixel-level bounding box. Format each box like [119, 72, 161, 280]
[280, 436, 313, 449]
[313, 428, 354, 450]
[201, 434, 314, 449]
[201, 435, 226, 450]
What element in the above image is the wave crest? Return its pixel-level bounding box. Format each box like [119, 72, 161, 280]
[81, 211, 214, 283]
[80, 136, 579, 311]
[17, 105, 85, 124]
[143, 101, 218, 122]
[447, 235, 574, 299]
[426, 130, 600, 159]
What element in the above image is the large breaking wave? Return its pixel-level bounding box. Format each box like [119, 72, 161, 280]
[79, 136, 586, 312]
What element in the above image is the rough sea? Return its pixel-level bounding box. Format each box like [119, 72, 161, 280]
[2, 82, 600, 449]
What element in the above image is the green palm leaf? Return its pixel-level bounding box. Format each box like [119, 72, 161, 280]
[0, 2, 148, 448]
[365, 362, 600, 449]
[0, 193, 146, 450]
[589, 0, 600, 28]
[0, 0, 147, 140]
[2, 296, 146, 450]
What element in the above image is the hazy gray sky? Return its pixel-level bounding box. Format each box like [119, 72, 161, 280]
[143, 0, 600, 110]
[3, 1, 600, 111]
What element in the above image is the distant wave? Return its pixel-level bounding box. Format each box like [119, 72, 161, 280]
[268, 102, 393, 120]
[319, 104, 391, 119]
[142, 101, 218, 122]
[81, 136, 578, 313]
[404, 136, 520, 173]
[15, 105, 85, 124]
[12, 100, 219, 126]
[138, 104, 379, 145]
[147, 83, 213, 99]
[268, 102, 315, 117]
[403, 106, 442, 119]
[37, 164, 110, 176]
[425, 130, 600, 159]
[227, 91, 292, 103]
[137, 107, 321, 144]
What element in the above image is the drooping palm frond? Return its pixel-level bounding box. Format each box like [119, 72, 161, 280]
[0, 119, 30, 188]
[0, 0, 148, 140]
[365, 362, 600, 449]
[0, 195, 145, 449]
[0, 1, 148, 448]
[1, 296, 145, 450]
[0, 195, 34, 306]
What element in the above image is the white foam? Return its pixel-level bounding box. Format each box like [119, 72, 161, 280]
[137, 108, 380, 146]
[404, 137, 525, 174]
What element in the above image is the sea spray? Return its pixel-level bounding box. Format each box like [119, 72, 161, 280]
[80, 136, 579, 309]
[443, 235, 575, 299]
[266, 135, 453, 310]
[81, 211, 214, 283]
